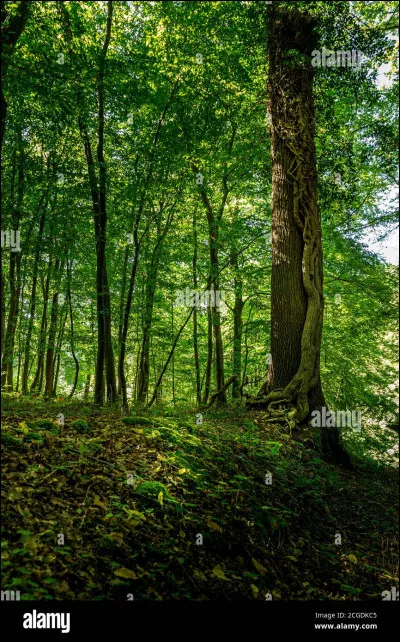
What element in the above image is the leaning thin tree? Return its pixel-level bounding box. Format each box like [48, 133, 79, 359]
[248, 3, 350, 467]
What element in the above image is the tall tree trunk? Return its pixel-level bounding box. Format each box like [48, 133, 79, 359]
[67, 258, 79, 399]
[192, 209, 202, 405]
[1, 250, 21, 391]
[1, 1, 30, 152]
[83, 373, 91, 400]
[21, 209, 46, 394]
[1, 138, 23, 390]
[137, 206, 175, 403]
[1, 271, 5, 364]
[118, 229, 139, 409]
[44, 259, 64, 398]
[137, 258, 159, 403]
[118, 83, 178, 409]
[117, 246, 129, 397]
[184, 125, 235, 404]
[31, 260, 52, 393]
[78, 1, 116, 405]
[232, 262, 244, 399]
[171, 302, 175, 404]
[202, 306, 213, 405]
[255, 5, 350, 467]
[52, 304, 68, 398]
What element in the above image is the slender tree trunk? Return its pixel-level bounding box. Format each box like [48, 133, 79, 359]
[79, 2, 116, 405]
[44, 259, 64, 398]
[171, 302, 175, 404]
[137, 207, 175, 403]
[83, 373, 91, 400]
[21, 209, 46, 394]
[2, 138, 23, 390]
[16, 334, 22, 392]
[232, 269, 244, 399]
[189, 171, 229, 405]
[202, 306, 213, 405]
[192, 209, 201, 405]
[1, 250, 21, 391]
[118, 231, 139, 409]
[117, 246, 129, 397]
[118, 83, 179, 408]
[1, 271, 5, 364]
[31, 260, 52, 393]
[137, 260, 158, 403]
[52, 305, 68, 397]
[67, 258, 79, 399]
[241, 303, 253, 396]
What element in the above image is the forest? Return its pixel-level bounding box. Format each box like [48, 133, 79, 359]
[1, 0, 399, 635]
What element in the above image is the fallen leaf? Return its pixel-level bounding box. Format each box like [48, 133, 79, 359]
[252, 558, 267, 575]
[93, 496, 107, 510]
[207, 519, 223, 532]
[212, 566, 229, 580]
[114, 567, 137, 580]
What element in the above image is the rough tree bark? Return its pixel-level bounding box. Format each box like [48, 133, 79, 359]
[251, 4, 351, 467]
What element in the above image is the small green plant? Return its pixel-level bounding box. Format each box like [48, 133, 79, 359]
[1, 432, 24, 449]
[71, 419, 90, 434]
[27, 419, 59, 435]
[136, 481, 169, 498]
[122, 416, 154, 426]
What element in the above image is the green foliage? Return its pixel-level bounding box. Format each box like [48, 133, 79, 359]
[27, 419, 59, 435]
[70, 419, 90, 434]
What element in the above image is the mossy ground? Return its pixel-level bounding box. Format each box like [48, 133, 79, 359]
[1, 396, 398, 601]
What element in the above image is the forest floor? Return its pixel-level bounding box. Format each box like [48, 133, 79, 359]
[1, 396, 398, 601]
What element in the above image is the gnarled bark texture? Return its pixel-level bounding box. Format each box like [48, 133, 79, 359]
[251, 5, 350, 468]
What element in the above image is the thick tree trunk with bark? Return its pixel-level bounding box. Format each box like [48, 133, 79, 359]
[252, 5, 350, 467]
